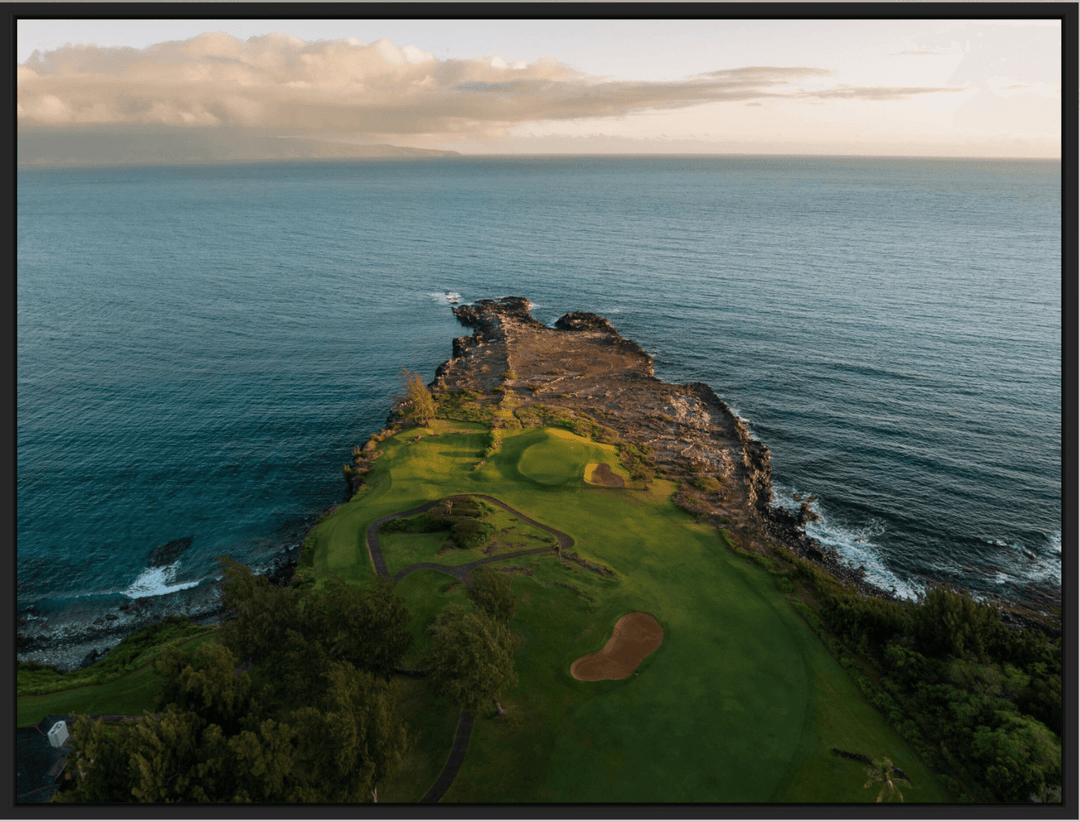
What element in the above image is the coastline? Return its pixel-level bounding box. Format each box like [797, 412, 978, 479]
[437, 298, 895, 600]
[431, 298, 1058, 631]
[16, 545, 301, 674]
[19, 296, 1056, 673]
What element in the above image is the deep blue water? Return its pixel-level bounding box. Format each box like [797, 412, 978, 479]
[17, 155, 1061, 627]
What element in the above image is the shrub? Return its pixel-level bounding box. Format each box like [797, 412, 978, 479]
[422, 510, 457, 531]
[433, 390, 494, 424]
[451, 519, 495, 550]
[690, 476, 723, 493]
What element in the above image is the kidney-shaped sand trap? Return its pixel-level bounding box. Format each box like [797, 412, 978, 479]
[570, 611, 663, 681]
[584, 463, 625, 488]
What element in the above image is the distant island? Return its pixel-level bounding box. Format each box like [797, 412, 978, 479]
[17, 128, 461, 167]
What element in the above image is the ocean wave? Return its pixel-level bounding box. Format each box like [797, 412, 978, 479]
[428, 291, 462, 305]
[122, 562, 203, 599]
[774, 483, 924, 601]
[978, 532, 1061, 588]
[1004, 539, 1061, 587]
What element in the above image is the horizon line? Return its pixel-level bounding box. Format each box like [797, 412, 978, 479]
[18, 152, 1063, 169]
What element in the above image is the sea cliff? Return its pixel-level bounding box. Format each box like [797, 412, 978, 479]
[431, 296, 891, 599]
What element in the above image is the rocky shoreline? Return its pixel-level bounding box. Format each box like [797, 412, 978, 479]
[20, 296, 1053, 674]
[17, 546, 301, 674]
[433, 297, 896, 601]
[432, 298, 1058, 628]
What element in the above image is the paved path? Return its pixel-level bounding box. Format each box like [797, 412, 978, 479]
[419, 710, 475, 803]
[368, 494, 572, 803]
[367, 493, 574, 586]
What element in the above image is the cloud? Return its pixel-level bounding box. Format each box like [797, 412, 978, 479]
[795, 85, 963, 102]
[17, 33, 967, 144]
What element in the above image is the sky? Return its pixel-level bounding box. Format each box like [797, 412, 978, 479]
[16, 18, 1063, 158]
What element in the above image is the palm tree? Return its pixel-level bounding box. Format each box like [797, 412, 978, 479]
[864, 756, 910, 803]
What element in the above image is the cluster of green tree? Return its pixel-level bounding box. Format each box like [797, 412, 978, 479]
[383, 497, 497, 551]
[815, 583, 1061, 802]
[428, 567, 519, 712]
[57, 556, 519, 802]
[18, 616, 213, 696]
[57, 642, 409, 803]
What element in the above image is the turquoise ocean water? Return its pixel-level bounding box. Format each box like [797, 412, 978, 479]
[17, 156, 1061, 642]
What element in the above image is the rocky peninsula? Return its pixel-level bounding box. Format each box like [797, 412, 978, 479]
[432, 296, 891, 599]
[21, 296, 1048, 674]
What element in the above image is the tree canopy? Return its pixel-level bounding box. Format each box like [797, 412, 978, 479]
[466, 566, 517, 628]
[215, 558, 413, 691]
[425, 604, 517, 713]
[58, 558, 416, 803]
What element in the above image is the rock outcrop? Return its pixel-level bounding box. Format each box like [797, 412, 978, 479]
[432, 297, 890, 598]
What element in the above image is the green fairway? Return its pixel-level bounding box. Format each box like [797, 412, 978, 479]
[20, 415, 953, 803]
[309, 422, 952, 803]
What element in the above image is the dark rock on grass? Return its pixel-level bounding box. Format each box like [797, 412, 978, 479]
[149, 536, 194, 568]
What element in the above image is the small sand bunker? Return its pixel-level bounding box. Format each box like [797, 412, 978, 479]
[570, 612, 663, 681]
[584, 463, 625, 488]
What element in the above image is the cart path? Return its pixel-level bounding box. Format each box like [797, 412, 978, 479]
[369, 494, 573, 803]
[419, 710, 475, 803]
[366, 493, 574, 585]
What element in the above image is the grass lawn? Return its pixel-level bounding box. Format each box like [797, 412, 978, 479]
[16, 633, 217, 727]
[378, 675, 461, 803]
[311, 421, 953, 803]
[22, 414, 954, 803]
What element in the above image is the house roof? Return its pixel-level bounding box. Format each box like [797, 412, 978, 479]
[16, 715, 72, 803]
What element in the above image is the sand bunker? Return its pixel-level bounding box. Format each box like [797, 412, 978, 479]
[570, 612, 663, 681]
[584, 463, 625, 488]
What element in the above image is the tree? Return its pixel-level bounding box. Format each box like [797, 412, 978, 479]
[912, 586, 1003, 661]
[306, 575, 414, 680]
[58, 648, 412, 802]
[285, 662, 413, 803]
[215, 559, 413, 692]
[395, 368, 436, 427]
[467, 566, 517, 629]
[215, 556, 303, 671]
[971, 712, 1061, 802]
[153, 642, 272, 736]
[55, 715, 137, 802]
[863, 756, 910, 803]
[425, 604, 517, 713]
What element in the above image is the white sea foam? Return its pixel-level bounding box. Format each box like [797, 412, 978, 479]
[773, 483, 924, 601]
[123, 562, 202, 599]
[1005, 539, 1061, 587]
[1047, 531, 1061, 553]
[727, 406, 750, 424]
[428, 291, 463, 305]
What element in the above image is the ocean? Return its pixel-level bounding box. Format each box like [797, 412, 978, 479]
[17, 155, 1061, 662]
